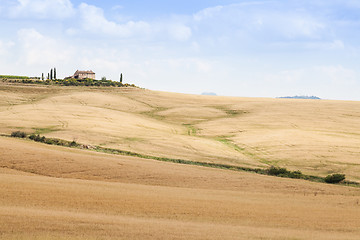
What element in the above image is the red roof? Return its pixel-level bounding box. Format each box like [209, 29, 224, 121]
[74, 70, 95, 75]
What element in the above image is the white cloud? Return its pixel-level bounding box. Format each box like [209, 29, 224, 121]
[0, 41, 5, 55]
[305, 40, 345, 50]
[316, 65, 357, 85]
[264, 69, 305, 84]
[264, 65, 357, 86]
[0, 40, 14, 55]
[17, 28, 73, 66]
[77, 3, 192, 41]
[166, 23, 192, 41]
[193, 5, 223, 21]
[193, 3, 326, 41]
[9, 0, 74, 19]
[78, 3, 151, 38]
[275, 14, 325, 39]
[112, 5, 123, 11]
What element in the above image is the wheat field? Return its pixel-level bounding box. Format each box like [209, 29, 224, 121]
[1, 83, 360, 179]
[1, 83, 360, 239]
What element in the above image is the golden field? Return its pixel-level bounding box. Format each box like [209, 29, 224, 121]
[1, 83, 360, 239]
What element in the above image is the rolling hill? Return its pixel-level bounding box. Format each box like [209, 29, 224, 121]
[1, 82, 360, 239]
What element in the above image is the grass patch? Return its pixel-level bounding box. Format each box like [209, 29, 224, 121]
[183, 124, 198, 136]
[124, 137, 142, 141]
[0, 75, 30, 79]
[32, 126, 59, 135]
[140, 107, 167, 120]
[216, 137, 244, 152]
[224, 109, 244, 116]
[211, 105, 248, 117]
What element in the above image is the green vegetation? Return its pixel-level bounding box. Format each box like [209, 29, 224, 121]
[10, 131, 27, 138]
[28, 133, 79, 147]
[224, 109, 244, 116]
[216, 137, 244, 152]
[183, 124, 198, 136]
[0, 75, 30, 79]
[267, 166, 304, 179]
[8, 131, 358, 187]
[1, 74, 136, 87]
[54, 78, 127, 87]
[325, 173, 346, 183]
[32, 126, 59, 135]
[4, 77, 136, 87]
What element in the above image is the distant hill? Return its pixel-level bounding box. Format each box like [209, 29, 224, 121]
[278, 95, 321, 100]
[202, 92, 217, 96]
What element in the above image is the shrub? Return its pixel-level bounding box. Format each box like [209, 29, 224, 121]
[267, 166, 288, 176]
[44, 138, 59, 145]
[267, 166, 303, 179]
[10, 131, 27, 138]
[288, 170, 303, 179]
[69, 140, 78, 147]
[325, 173, 345, 184]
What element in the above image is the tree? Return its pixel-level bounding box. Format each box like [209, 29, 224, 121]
[50, 69, 53, 80]
[325, 174, 345, 183]
[54, 68, 56, 80]
[47, 73, 50, 80]
[120, 73, 123, 83]
[42, 73, 44, 81]
[101, 76, 106, 81]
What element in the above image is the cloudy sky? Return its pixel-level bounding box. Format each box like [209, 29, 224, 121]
[1, 0, 360, 100]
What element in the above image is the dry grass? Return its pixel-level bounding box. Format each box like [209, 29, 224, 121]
[1, 83, 360, 178]
[1, 83, 360, 239]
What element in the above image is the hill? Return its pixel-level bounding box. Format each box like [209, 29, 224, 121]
[1, 83, 360, 180]
[278, 95, 321, 99]
[1, 82, 360, 239]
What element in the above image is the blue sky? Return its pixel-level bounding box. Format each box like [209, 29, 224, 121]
[0, 0, 360, 100]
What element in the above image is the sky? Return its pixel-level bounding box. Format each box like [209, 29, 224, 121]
[0, 0, 360, 100]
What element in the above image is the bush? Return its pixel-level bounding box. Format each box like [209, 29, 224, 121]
[267, 166, 303, 179]
[69, 140, 78, 147]
[29, 134, 45, 142]
[267, 166, 288, 176]
[288, 170, 303, 179]
[44, 138, 59, 145]
[325, 173, 345, 184]
[10, 131, 27, 138]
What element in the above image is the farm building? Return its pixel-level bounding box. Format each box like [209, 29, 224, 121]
[66, 70, 95, 80]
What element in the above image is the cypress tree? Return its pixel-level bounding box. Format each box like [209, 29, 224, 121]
[42, 73, 44, 81]
[54, 68, 56, 80]
[120, 73, 123, 83]
[50, 69, 53, 80]
[47, 73, 49, 80]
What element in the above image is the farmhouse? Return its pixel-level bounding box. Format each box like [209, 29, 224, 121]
[66, 70, 95, 80]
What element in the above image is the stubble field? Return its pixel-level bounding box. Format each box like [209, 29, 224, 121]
[1, 83, 360, 239]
